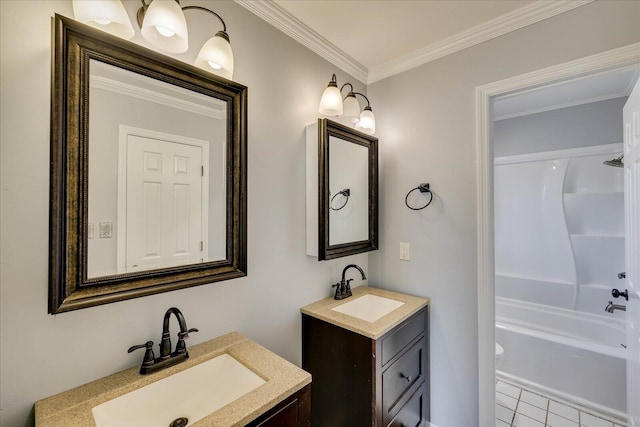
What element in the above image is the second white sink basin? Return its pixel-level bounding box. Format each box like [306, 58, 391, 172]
[331, 294, 405, 322]
[92, 353, 266, 427]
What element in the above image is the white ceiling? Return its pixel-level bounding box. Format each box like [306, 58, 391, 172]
[493, 65, 640, 120]
[272, 0, 533, 68]
[236, 0, 592, 83]
[237, 0, 639, 117]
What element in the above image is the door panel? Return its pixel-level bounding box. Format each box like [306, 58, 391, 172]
[624, 77, 640, 427]
[126, 135, 203, 272]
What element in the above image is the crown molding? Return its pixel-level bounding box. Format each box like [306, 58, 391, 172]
[236, 0, 593, 85]
[91, 76, 225, 119]
[234, 0, 368, 83]
[494, 92, 630, 121]
[368, 0, 593, 84]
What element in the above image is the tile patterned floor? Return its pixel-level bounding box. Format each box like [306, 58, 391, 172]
[495, 379, 626, 427]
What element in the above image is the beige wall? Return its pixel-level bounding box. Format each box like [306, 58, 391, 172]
[368, 2, 639, 425]
[0, 1, 367, 426]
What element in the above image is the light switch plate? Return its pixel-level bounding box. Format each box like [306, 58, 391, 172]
[88, 223, 95, 239]
[400, 242, 410, 261]
[99, 222, 113, 239]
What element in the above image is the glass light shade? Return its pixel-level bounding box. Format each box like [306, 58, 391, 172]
[356, 107, 375, 134]
[141, 0, 188, 53]
[342, 93, 361, 124]
[319, 84, 343, 116]
[72, 0, 135, 39]
[194, 32, 234, 80]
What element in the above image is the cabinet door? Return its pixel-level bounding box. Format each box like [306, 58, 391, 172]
[388, 383, 428, 427]
[382, 339, 427, 425]
[302, 315, 374, 426]
[246, 385, 310, 427]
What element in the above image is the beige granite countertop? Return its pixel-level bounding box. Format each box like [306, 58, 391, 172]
[301, 286, 429, 340]
[35, 332, 311, 427]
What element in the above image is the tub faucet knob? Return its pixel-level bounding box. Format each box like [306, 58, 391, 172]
[611, 288, 628, 301]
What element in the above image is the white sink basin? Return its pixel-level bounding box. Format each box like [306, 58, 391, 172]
[331, 294, 405, 322]
[92, 353, 266, 427]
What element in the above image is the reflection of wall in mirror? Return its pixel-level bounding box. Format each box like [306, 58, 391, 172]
[87, 67, 226, 278]
[328, 136, 369, 245]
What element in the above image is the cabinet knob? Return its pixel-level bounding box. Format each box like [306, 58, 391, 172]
[400, 372, 412, 383]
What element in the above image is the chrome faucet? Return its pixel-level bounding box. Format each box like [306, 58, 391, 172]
[605, 301, 626, 313]
[128, 307, 198, 374]
[332, 264, 367, 300]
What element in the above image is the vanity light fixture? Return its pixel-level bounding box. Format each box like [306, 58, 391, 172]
[72, 0, 135, 39]
[73, 0, 235, 79]
[318, 74, 376, 134]
[137, 1, 235, 79]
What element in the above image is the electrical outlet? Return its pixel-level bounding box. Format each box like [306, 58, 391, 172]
[99, 222, 113, 239]
[400, 242, 410, 261]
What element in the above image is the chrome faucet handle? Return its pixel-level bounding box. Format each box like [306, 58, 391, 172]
[128, 340, 155, 366]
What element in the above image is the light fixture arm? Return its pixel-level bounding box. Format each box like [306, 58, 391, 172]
[136, 0, 152, 27]
[137, 1, 228, 34]
[340, 82, 354, 94]
[182, 5, 227, 33]
[353, 92, 371, 107]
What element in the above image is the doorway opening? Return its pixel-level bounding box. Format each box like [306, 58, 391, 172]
[476, 43, 640, 426]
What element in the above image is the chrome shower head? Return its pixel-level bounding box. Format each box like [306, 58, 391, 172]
[603, 155, 624, 168]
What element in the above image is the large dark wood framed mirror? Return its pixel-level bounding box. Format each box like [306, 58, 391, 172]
[309, 119, 378, 260]
[49, 15, 247, 313]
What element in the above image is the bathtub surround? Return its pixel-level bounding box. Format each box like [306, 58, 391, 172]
[494, 144, 625, 317]
[1, 2, 639, 427]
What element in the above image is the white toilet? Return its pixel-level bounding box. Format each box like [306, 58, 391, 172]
[495, 342, 504, 369]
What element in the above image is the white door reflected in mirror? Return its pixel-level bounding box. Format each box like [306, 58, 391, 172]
[87, 60, 227, 278]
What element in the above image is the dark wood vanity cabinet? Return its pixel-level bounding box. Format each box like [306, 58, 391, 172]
[246, 384, 311, 427]
[302, 308, 429, 426]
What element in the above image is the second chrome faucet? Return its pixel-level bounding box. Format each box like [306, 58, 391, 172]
[128, 307, 198, 375]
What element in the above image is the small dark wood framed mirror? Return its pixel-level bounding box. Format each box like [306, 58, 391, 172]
[49, 15, 247, 313]
[308, 119, 378, 260]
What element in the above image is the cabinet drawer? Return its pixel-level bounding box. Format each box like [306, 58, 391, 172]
[387, 382, 428, 427]
[382, 339, 427, 425]
[381, 309, 426, 366]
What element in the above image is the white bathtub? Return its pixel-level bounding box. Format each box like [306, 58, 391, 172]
[496, 297, 627, 419]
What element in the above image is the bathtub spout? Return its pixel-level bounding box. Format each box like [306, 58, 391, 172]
[605, 301, 626, 313]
